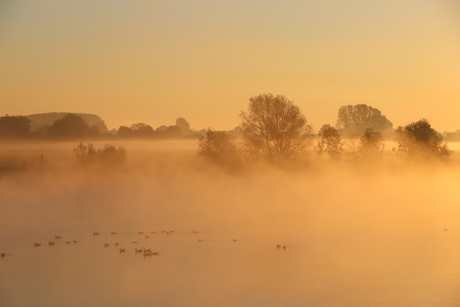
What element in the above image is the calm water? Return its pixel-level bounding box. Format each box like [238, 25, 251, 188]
[1, 229, 459, 306]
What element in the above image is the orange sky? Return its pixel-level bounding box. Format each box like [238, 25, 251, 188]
[1, 0, 459, 132]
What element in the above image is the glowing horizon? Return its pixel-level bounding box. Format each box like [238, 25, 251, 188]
[1, 0, 459, 132]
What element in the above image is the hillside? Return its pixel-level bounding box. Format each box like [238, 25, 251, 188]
[26, 112, 109, 133]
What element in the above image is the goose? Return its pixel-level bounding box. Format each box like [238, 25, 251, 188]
[48, 241, 55, 246]
[150, 231, 156, 234]
[1, 253, 5, 258]
[145, 235, 150, 239]
[115, 242, 120, 246]
[276, 244, 281, 249]
[66, 241, 71, 244]
[143, 247, 152, 253]
[233, 239, 237, 242]
[198, 239, 202, 242]
[138, 231, 144, 235]
[133, 241, 138, 244]
[104, 243, 110, 247]
[93, 231, 99, 236]
[34, 243, 41, 247]
[135, 248, 143, 253]
[73, 240, 78, 243]
[193, 230, 199, 234]
[119, 248, 125, 253]
[283, 245, 287, 250]
[111, 231, 117, 235]
[55, 235, 61, 239]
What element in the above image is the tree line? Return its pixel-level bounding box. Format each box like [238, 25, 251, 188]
[198, 93, 453, 167]
[0, 114, 203, 140]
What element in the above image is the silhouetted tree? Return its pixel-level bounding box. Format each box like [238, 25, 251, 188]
[357, 128, 384, 162]
[176, 117, 190, 129]
[130, 123, 154, 137]
[176, 117, 193, 136]
[74, 142, 97, 164]
[117, 126, 133, 138]
[316, 125, 343, 160]
[239, 93, 313, 162]
[198, 129, 241, 167]
[48, 113, 89, 139]
[163, 126, 182, 138]
[336, 104, 392, 133]
[0, 115, 31, 138]
[395, 118, 451, 161]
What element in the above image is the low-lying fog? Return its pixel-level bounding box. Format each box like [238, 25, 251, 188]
[1, 140, 460, 306]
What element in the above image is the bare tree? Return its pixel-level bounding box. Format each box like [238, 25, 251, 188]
[239, 93, 313, 163]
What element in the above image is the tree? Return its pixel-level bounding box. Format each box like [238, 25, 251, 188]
[357, 128, 385, 162]
[48, 113, 89, 139]
[316, 125, 343, 160]
[239, 93, 313, 162]
[395, 118, 452, 161]
[117, 126, 133, 138]
[130, 123, 154, 137]
[198, 129, 241, 167]
[74, 142, 126, 166]
[0, 115, 31, 138]
[176, 117, 193, 136]
[336, 104, 393, 133]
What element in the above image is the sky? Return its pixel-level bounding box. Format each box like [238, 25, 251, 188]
[1, 0, 459, 132]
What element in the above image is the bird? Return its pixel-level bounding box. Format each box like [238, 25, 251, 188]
[150, 231, 156, 234]
[193, 230, 199, 234]
[145, 235, 150, 239]
[111, 231, 117, 235]
[276, 244, 281, 249]
[104, 243, 110, 247]
[135, 248, 143, 253]
[73, 240, 78, 243]
[115, 242, 120, 246]
[198, 239, 202, 242]
[66, 241, 71, 244]
[138, 231, 144, 235]
[143, 247, 152, 253]
[55, 235, 61, 239]
[283, 245, 287, 250]
[1, 253, 5, 258]
[119, 248, 125, 253]
[34, 243, 41, 247]
[233, 239, 237, 242]
[133, 241, 138, 244]
[48, 241, 55, 246]
[93, 231, 99, 236]
[444, 228, 449, 231]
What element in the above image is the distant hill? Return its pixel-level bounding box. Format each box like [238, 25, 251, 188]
[26, 112, 109, 133]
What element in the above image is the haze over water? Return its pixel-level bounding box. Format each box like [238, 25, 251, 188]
[1, 141, 460, 306]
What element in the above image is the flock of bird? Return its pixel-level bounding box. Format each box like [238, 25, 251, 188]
[0, 229, 292, 258]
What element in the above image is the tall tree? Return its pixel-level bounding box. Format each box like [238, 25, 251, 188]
[336, 104, 392, 133]
[239, 93, 313, 162]
[395, 118, 451, 161]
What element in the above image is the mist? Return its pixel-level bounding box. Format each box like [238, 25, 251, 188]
[1, 140, 460, 306]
